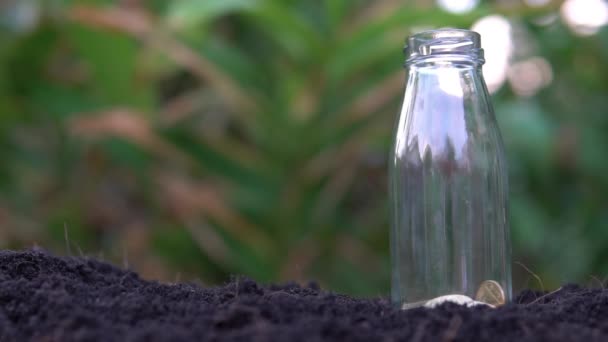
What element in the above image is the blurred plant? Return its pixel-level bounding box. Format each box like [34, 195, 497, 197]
[0, 0, 607, 294]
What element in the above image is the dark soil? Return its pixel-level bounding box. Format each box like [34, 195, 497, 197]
[0, 249, 607, 341]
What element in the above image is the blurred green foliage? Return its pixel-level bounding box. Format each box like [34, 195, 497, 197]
[0, 0, 607, 295]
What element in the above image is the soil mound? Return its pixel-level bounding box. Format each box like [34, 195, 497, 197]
[0, 249, 607, 341]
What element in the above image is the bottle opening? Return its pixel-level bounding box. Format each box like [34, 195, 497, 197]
[404, 29, 484, 65]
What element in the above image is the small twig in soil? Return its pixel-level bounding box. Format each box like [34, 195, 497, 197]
[64, 223, 86, 258]
[527, 287, 563, 306]
[516, 261, 545, 292]
[64, 223, 72, 256]
[589, 275, 605, 289]
[75, 243, 85, 258]
[122, 244, 129, 269]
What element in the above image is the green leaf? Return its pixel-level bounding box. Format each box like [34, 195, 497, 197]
[162, 127, 274, 190]
[152, 226, 223, 279]
[100, 137, 152, 170]
[497, 99, 554, 168]
[327, 8, 479, 84]
[199, 37, 263, 94]
[167, 0, 258, 29]
[325, 0, 355, 30]
[246, 2, 323, 61]
[28, 83, 102, 119]
[216, 225, 275, 281]
[64, 23, 151, 107]
[7, 25, 58, 98]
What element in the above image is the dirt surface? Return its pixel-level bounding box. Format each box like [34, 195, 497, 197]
[0, 249, 607, 341]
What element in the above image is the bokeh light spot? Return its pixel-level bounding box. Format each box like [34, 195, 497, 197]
[508, 57, 553, 97]
[471, 15, 513, 93]
[561, 0, 608, 36]
[437, 0, 479, 14]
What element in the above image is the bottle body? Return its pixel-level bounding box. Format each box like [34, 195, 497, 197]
[389, 29, 511, 308]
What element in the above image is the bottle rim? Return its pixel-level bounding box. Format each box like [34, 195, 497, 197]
[404, 28, 485, 66]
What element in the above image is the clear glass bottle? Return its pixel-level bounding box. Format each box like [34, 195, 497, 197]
[389, 29, 511, 308]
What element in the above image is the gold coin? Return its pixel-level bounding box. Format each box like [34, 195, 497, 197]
[475, 280, 506, 306]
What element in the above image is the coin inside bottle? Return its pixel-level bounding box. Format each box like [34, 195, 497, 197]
[475, 280, 506, 306]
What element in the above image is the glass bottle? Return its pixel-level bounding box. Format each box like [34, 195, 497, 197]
[389, 29, 511, 308]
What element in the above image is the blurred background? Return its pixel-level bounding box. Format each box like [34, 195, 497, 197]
[0, 0, 607, 296]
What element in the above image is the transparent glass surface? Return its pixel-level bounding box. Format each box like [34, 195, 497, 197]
[389, 29, 511, 308]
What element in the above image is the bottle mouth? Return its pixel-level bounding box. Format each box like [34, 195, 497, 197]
[404, 29, 484, 65]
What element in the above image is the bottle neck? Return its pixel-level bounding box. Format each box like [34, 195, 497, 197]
[403, 60, 490, 107]
[404, 29, 484, 68]
[407, 58, 483, 71]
